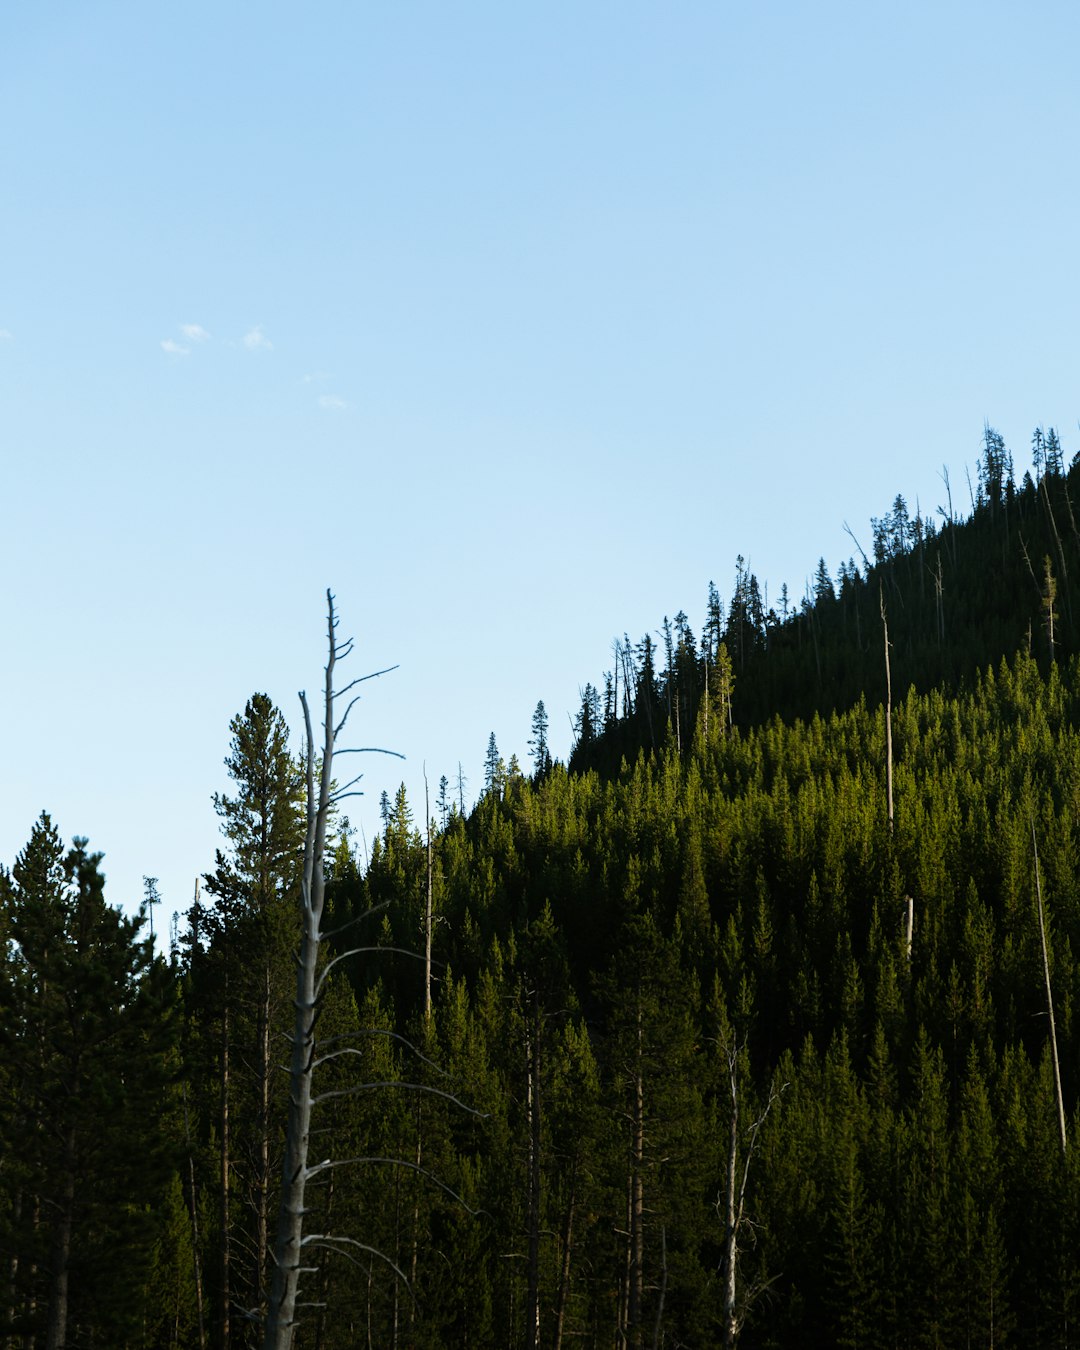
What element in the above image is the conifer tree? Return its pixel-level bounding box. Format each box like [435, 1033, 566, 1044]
[193, 692, 305, 1339]
[1, 819, 176, 1348]
[529, 699, 551, 777]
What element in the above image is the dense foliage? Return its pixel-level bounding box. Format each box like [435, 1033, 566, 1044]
[6, 427, 1080, 1347]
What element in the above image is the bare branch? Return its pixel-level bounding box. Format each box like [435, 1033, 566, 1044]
[315, 946, 427, 1000]
[842, 521, 871, 574]
[304, 1156, 481, 1214]
[311, 1080, 487, 1115]
[318, 900, 390, 942]
[330, 746, 406, 759]
[333, 695, 362, 740]
[301, 1235, 413, 1298]
[333, 667, 400, 700]
[312, 1034, 452, 1078]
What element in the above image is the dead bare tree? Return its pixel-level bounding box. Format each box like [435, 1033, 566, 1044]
[262, 593, 480, 1349]
[424, 766, 433, 1020]
[1031, 824, 1067, 1158]
[261, 593, 405, 1350]
[879, 592, 915, 964]
[718, 1033, 784, 1349]
[881, 588, 893, 835]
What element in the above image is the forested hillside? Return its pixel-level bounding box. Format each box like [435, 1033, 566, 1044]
[7, 427, 1080, 1348]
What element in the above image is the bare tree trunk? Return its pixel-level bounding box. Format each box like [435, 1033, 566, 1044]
[808, 603, 821, 687]
[409, 1103, 422, 1341]
[628, 1012, 645, 1350]
[182, 1085, 207, 1350]
[424, 770, 433, 1019]
[618, 1169, 631, 1347]
[264, 592, 399, 1349]
[43, 1124, 76, 1350]
[552, 1173, 576, 1350]
[257, 960, 272, 1321]
[5, 1187, 21, 1348]
[263, 598, 340, 1350]
[722, 1081, 740, 1350]
[719, 1038, 784, 1349]
[525, 993, 542, 1350]
[905, 894, 914, 966]
[881, 590, 893, 834]
[1040, 474, 1072, 628]
[221, 997, 232, 1350]
[651, 1226, 667, 1350]
[185, 885, 208, 1350]
[1032, 825, 1067, 1157]
[263, 690, 330, 1349]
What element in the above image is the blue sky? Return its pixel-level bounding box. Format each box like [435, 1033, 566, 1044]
[4, 2, 1080, 936]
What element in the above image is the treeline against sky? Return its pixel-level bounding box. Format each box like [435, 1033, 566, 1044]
[6, 425, 1080, 1347]
[567, 424, 1080, 771]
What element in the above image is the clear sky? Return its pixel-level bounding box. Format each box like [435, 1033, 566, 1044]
[4, 2, 1080, 938]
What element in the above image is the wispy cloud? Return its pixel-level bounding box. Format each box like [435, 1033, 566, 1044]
[318, 394, 348, 411]
[303, 371, 331, 384]
[243, 325, 272, 351]
[161, 338, 190, 356]
[180, 323, 210, 342]
[0, 329, 12, 341]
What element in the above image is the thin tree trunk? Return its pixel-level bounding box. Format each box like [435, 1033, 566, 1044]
[651, 1226, 667, 1350]
[257, 960, 272, 1321]
[552, 1174, 576, 1350]
[525, 993, 542, 1350]
[409, 1103, 423, 1340]
[43, 1123, 76, 1350]
[5, 1187, 21, 1348]
[263, 594, 402, 1346]
[628, 1009, 645, 1350]
[881, 590, 893, 834]
[722, 1084, 739, 1350]
[618, 1168, 632, 1347]
[1032, 825, 1067, 1157]
[424, 770, 433, 1019]
[221, 996, 232, 1350]
[1040, 474, 1072, 628]
[263, 695, 327, 1349]
[905, 894, 914, 966]
[183, 1086, 206, 1350]
[265, 593, 388, 1349]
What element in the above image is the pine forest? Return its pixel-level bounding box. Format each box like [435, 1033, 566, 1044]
[13, 425, 1080, 1349]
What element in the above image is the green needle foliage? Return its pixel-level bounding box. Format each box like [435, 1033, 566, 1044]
[13, 426, 1080, 1345]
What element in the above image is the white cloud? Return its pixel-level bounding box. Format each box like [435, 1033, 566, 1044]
[180, 323, 210, 342]
[243, 325, 272, 351]
[303, 371, 331, 384]
[0, 329, 12, 341]
[318, 394, 348, 411]
[161, 338, 190, 356]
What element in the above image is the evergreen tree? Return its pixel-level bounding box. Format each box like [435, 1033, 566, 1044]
[529, 699, 552, 777]
[484, 732, 502, 794]
[193, 693, 305, 1343]
[0, 819, 176, 1348]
